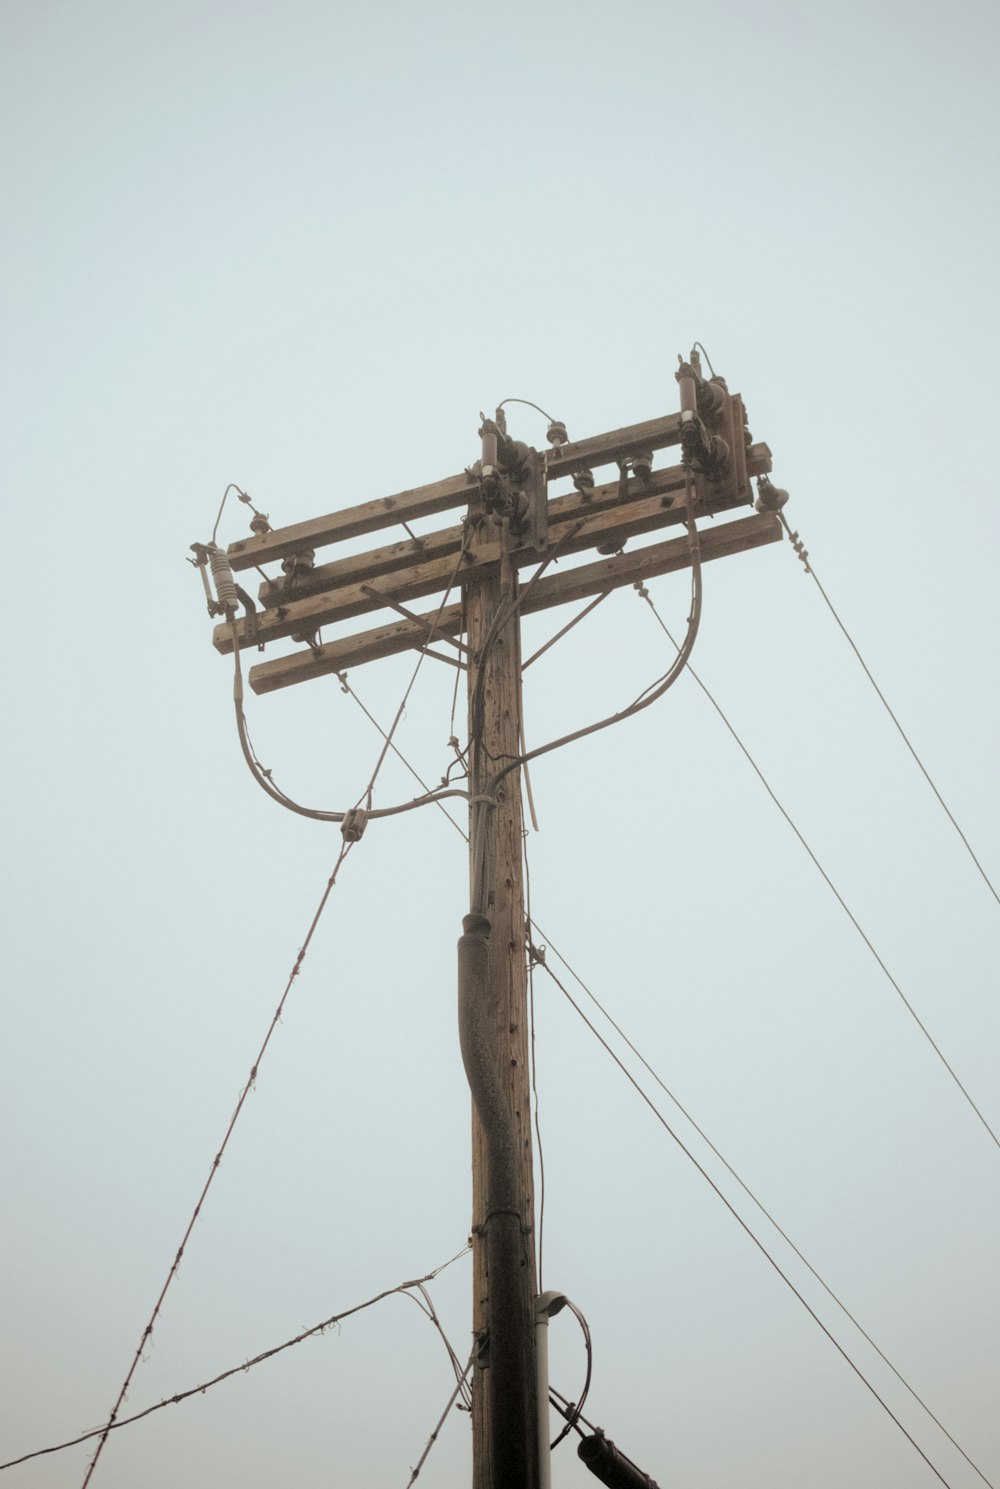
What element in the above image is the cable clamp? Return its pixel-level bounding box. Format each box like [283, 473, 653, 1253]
[527, 936, 547, 967]
[341, 808, 368, 843]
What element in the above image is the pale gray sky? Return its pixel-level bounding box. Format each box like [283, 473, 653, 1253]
[2, 2, 998, 1486]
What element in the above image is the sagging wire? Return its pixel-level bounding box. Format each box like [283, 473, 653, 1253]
[488, 475, 703, 792]
[536, 955, 957, 1489]
[403, 1346, 477, 1489]
[636, 584, 1000, 1154]
[5, 1245, 472, 1474]
[530, 922, 997, 1489]
[549, 1298, 592, 1451]
[223, 534, 494, 827]
[75, 832, 357, 1489]
[400, 1282, 473, 1411]
[772, 505, 1000, 911]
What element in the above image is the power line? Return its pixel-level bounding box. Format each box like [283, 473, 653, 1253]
[776, 509, 1000, 909]
[3, 1244, 471, 1474]
[636, 583, 1000, 1153]
[530, 923, 996, 1489]
[534, 952, 956, 1489]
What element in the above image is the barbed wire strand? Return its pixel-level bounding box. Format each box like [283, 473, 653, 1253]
[76, 832, 356, 1488]
[536, 955, 954, 1489]
[4, 1244, 471, 1474]
[636, 583, 1000, 1153]
[79, 590, 480, 1489]
[404, 1346, 476, 1488]
[777, 511, 999, 909]
[530, 922, 995, 1489]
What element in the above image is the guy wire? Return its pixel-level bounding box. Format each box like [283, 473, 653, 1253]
[777, 510, 999, 909]
[539, 957, 956, 1489]
[530, 921, 996, 1489]
[637, 586, 1000, 1153]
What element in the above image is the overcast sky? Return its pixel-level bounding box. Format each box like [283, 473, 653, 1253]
[2, 2, 998, 1487]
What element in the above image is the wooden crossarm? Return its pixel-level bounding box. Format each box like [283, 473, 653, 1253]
[223, 410, 691, 572]
[255, 443, 773, 611]
[246, 512, 782, 694]
[214, 449, 772, 656]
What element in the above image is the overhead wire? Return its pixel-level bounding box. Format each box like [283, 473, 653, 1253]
[522, 826, 546, 1291]
[334, 671, 467, 840]
[776, 509, 1000, 909]
[403, 1345, 477, 1488]
[637, 584, 1000, 1153]
[488, 476, 703, 792]
[521, 592, 610, 671]
[227, 531, 485, 826]
[535, 954, 957, 1489]
[81, 546, 485, 1487]
[400, 1282, 473, 1411]
[529, 923, 996, 1489]
[6, 1244, 471, 1474]
[76, 831, 356, 1489]
[211, 483, 248, 544]
[549, 1299, 592, 1451]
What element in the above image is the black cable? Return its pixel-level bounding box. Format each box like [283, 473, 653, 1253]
[228, 534, 481, 827]
[637, 586, 1000, 1153]
[777, 511, 1000, 909]
[550, 1299, 592, 1450]
[4, 1246, 471, 1474]
[538, 958, 956, 1489]
[530, 923, 997, 1489]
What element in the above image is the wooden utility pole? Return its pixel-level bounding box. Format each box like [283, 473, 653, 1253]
[462, 505, 539, 1489]
[203, 359, 783, 1487]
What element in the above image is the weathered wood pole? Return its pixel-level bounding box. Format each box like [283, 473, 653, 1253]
[461, 506, 539, 1489]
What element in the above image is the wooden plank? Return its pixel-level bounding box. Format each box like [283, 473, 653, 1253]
[247, 513, 781, 693]
[224, 410, 690, 572]
[256, 441, 773, 610]
[216, 453, 770, 656]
